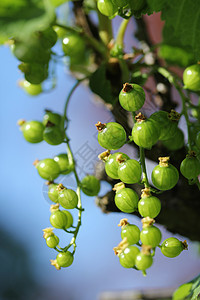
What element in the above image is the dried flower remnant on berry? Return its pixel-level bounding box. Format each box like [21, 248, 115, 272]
[122, 83, 133, 93]
[113, 182, 125, 192]
[118, 218, 129, 227]
[43, 227, 54, 239]
[98, 150, 111, 161]
[95, 122, 106, 132]
[113, 238, 129, 256]
[142, 217, 155, 228]
[50, 203, 60, 212]
[50, 259, 61, 270]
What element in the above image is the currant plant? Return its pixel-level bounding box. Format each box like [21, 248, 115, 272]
[3, 0, 200, 290]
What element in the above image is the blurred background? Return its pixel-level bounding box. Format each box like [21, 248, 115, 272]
[0, 10, 200, 300]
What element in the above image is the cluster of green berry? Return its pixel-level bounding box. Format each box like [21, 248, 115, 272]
[97, 0, 145, 18]
[11, 27, 58, 95]
[18, 110, 64, 146]
[96, 82, 192, 274]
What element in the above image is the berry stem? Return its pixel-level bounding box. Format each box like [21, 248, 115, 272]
[116, 18, 130, 48]
[139, 147, 150, 188]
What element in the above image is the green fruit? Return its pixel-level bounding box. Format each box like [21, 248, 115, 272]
[119, 246, 140, 268]
[36, 158, 60, 181]
[53, 25, 68, 39]
[20, 120, 44, 143]
[62, 33, 86, 58]
[121, 224, 140, 245]
[162, 128, 184, 151]
[56, 251, 74, 267]
[43, 125, 64, 145]
[36, 27, 57, 49]
[62, 210, 73, 228]
[59, 188, 78, 209]
[43, 111, 62, 127]
[138, 190, 161, 218]
[161, 237, 185, 258]
[119, 83, 145, 112]
[21, 80, 42, 96]
[135, 252, 153, 270]
[97, 0, 118, 17]
[46, 235, 59, 248]
[54, 153, 73, 175]
[19, 63, 48, 84]
[115, 188, 139, 213]
[81, 175, 100, 196]
[132, 116, 160, 149]
[118, 159, 142, 184]
[183, 64, 200, 91]
[105, 152, 130, 179]
[97, 122, 126, 150]
[150, 111, 178, 141]
[48, 183, 60, 203]
[140, 226, 162, 248]
[180, 156, 200, 179]
[50, 210, 68, 229]
[151, 158, 179, 191]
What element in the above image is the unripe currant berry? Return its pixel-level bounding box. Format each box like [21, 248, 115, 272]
[119, 246, 140, 268]
[35, 158, 60, 181]
[104, 152, 130, 179]
[48, 183, 60, 203]
[162, 128, 184, 151]
[119, 83, 145, 112]
[81, 175, 100, 196]
[20, 80, 42, 96]
[50, 210, 68, 229]
[97, 0, 118, 17]
[132, 113, 160, 149]
[58, 187, 78, 209]
[62, 210, 73, 228]
[56, 251, 74, 267]
[180, 152, 200, 179]
[46, 235, 59, 248]
[54, 153, 73, 175]
[183, 64, 200, 91]
[138, 188, 161, 219]
[135, 252, 153, 271]
[161, 238, 188, 258]
[43, 111, 62, 127]
[114, 185, 139, 213]
[140, 225, 162, 248]
[150, 110, 180, 141]
[151, 157, 179, 191]
[19, 120, 44, 143]
[62, 33, 86, 58]
[96, 122, 126, 150]
[43, 122, 64, 145]
[121, 224, 140, 245]
[118, 159, 142, 184]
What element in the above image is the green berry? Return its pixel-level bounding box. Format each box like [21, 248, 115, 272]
[56, 251, 74, 267]
[62, 210, 73, 228]
[119, 83, 145, 112]
[132, 114, 160, 149]
[118, 159, 142, 184]
[36, 158, 60, 181]
[81, 175, 100, 196]
[19, 63, 48, 84]
[50, 210, 68, 229]
[53, 25, 68, 39]
[43, 111, 62, 127]
[62, 33, 86, 58]
[97, 122, 126, 150]
[180, 155, 200, 179]
[36, 27, 57, 49]
[138, 189, 161, 218]
[54, 153, 73, 175]
[161, 237, 185, 258]
[46, 235, 59, 248]
[115, 188, 139, 213]
[183, 64, 200, 91]
[105, 152, 130, 179]
[135, 252, 153, 270]
[21, 80, 42, 96]
[151, 157, 179, 191]
[43, 124, 64, 145]
[121, 224, 140, 245]
[119, 246, 140, 268]
[162, 128, 184, 151]
[97, 0, 118, 17]
[59, 188, 78, 209]
[140, 226, 162, 248]
[20, 120, 44, 143]
[48, 183, 60, 203]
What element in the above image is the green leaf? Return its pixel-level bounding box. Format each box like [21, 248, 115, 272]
[49, 0, 68, 7]
[89, 64, 115, 104]
[173, 274, 200, 300]
[146, 0, 167, 14]
[0, 0, 55, 41]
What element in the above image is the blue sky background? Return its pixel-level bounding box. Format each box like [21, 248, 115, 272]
[0, 15, 200, 300]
